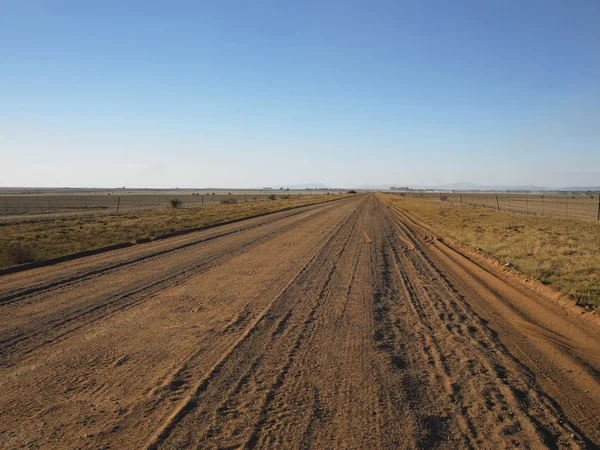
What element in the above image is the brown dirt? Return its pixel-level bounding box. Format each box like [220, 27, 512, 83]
[0, 194, 598, 449]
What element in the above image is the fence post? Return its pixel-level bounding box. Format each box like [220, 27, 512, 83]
[598, 194, 600, 221]
[116, 196, 121, 213]
[4, 200, 7, 222]
[202, 194, 204, 206]
[460, 193, 463, 205]
[495, 194, 500, 210]
[525, 195, 529, 214]
[541, 196, 544, 215]
[245, 193, 247, 203]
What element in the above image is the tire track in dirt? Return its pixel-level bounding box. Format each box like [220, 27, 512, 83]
[0, 195, 366, 449]
[380, 197, 599, 447]
[148, 197, 367, 449]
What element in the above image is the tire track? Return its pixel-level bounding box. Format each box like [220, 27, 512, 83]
[146, 196, 367, 449]
[0, 196, 366, 450]
[378, 196, 596, 448]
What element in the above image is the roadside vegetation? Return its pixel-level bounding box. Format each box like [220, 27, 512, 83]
[382, 193, 600, 308]
[0, 194, 350, 269]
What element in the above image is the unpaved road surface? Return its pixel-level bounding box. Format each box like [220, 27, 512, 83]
[1, 194, 598, 449]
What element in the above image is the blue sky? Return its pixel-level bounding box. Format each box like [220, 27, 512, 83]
[1, 0, 599, 188]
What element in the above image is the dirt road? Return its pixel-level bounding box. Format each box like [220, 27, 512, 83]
[1, 193, 598, 449]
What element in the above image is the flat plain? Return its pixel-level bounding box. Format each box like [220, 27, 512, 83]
[0, 193, 598, 449]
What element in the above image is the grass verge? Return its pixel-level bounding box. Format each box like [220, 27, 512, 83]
[0, 194, 351, 270]
[381, 193, 600, 309]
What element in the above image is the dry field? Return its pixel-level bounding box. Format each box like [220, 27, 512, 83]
[0, 188, 345, 221]
[0, 193, 598, 449]
[384, 193, 600, 309]
[404, 191, 600, 222]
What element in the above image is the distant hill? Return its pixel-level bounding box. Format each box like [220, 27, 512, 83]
[354, 184, 396, 190]
[274, 183, 330, 190]
[354, 183, 600, 192]
[430, 183, 548, 191]
[558, 186, 600, 191]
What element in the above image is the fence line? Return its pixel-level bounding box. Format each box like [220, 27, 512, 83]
[1, 192, 342, 222]
[398, 192, 600, 222]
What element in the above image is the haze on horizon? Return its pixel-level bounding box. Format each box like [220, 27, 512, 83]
[1, 1, 599, 189]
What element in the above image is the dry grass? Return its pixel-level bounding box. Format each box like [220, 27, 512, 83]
[382, 194, 600, 308]
[0, 194, 350, 270]
[404, 192, 600, 221]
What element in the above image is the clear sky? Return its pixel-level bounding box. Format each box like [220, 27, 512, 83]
[1, 0, 599, 188]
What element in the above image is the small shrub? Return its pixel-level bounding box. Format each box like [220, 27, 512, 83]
[268, 194, 277, 200]
[220, 198, 238, 205]
[5, 242, 36, 265]
[440, 195, 449, 201]
[170, 198, 182, 208]
[347, 190, 357, 194]
[540, 270, 555, 285]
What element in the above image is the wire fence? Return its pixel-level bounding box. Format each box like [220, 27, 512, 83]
[1, 191, 336, 222]
[399, 192, 600, 222]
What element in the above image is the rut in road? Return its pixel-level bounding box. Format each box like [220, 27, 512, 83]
[0, 197, 363, 449]
[384, 200, 600, 444]
[153, 195, 591, 449]
[0, 193, 598, 449]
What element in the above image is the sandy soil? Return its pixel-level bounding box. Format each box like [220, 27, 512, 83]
[0, 193, 598, 449]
